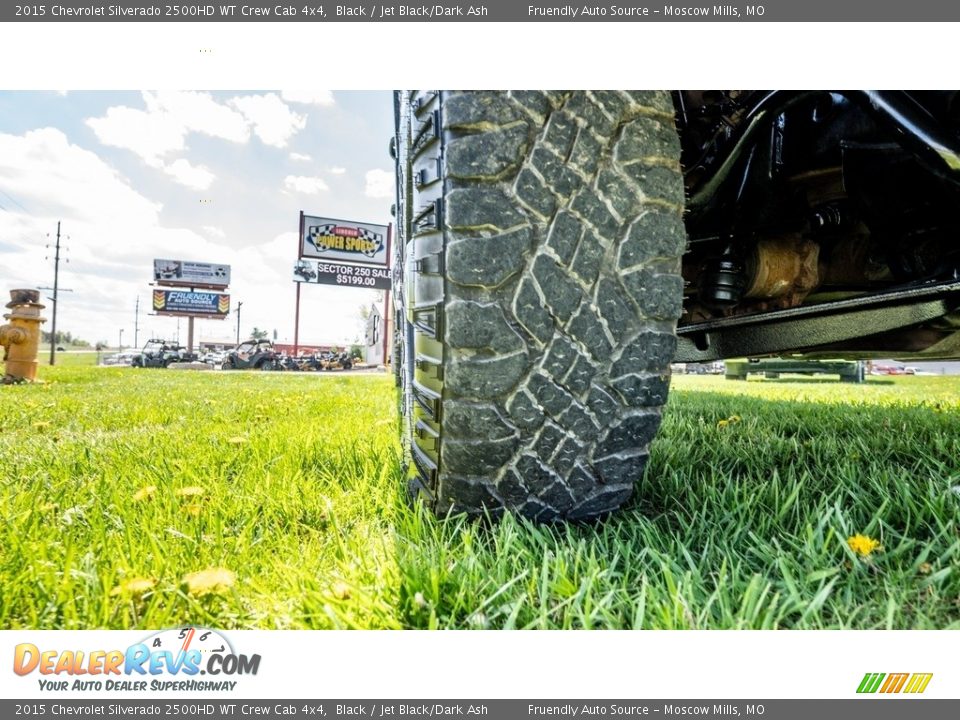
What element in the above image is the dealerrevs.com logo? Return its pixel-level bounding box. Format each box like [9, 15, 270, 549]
[13, 627, 260, 692]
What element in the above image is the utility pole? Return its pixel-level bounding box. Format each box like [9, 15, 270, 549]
[47, 222, 62, 365]
[134, 295, 140, 349]
[235, 301, 243, 345]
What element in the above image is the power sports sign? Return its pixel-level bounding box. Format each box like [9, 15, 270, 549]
[299, 213, 390, 267]
[153, 259, 231, 289]
[153, 289, 230, 318]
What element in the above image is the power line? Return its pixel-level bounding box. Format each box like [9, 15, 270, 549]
[0, 187, 29, 214]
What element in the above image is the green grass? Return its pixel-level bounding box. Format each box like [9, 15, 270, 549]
[1, 368, 958, 629]
[47, 351, 100, 367]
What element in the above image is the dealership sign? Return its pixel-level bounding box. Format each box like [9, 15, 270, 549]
[153, 259, 231, 289]
[153, 289, 230, 318]
[294, 260, 391, 290]
[299, 213, 390, 267]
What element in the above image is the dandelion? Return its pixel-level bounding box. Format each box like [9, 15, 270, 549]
[111, 577, 156, 597]
[919, 562, 933, 575]
[717, 415, 741, 429]
[717, 419, 729, 429]
[132, 486, 157, 502]
[847, 534, 881, 558]
[413, 591, 427, 609]
[183, 567, 236, 597]
[184, 504, 203, 517]
[331, 581, 351, 600]
[176, 486, 206, 498]
[226, 436, 247, 445]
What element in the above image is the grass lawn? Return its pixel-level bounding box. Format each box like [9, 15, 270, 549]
[1, 367, 958, 629]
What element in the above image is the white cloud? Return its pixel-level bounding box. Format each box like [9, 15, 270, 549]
[229, 93, 305, 148]
[0, 127, 234, 344]
[163, 158, 215, 190]
[0, 128, 160, 225]
[364, 169, 394, 199]
[330, 166, 346, 175]
[283, 175, 329, 194]
[202, 225, 226, 238]
[86, 91, 250, 167]
[281, 90, 335, 106]
[289, 152, 312, 162]
[86, 105, 186, 167]
[145, 91, 250, 143]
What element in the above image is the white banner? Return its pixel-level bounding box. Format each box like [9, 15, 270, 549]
[1, 630, 955, 700]
[154, 259, 232, 289]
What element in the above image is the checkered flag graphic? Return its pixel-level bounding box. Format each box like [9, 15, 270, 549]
[306, 224, 339, 253]
[356, 227, 384, 257]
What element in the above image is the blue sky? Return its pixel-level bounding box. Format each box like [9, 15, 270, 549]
[0, 90, 394, 347]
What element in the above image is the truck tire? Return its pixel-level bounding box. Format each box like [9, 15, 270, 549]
[393, 91, 686, 521]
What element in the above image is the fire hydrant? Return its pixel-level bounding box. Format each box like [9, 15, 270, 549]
[1, 289, 46, 383]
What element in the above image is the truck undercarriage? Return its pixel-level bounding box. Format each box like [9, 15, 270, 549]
[673, 90, 960, 362]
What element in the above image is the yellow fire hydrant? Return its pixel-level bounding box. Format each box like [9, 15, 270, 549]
[1, 289, 47, 384]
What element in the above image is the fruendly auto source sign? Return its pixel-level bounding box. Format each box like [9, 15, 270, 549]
[153, 290, 230, 318]
[153, 259, 231, 289]
[299, 213, 390, 267]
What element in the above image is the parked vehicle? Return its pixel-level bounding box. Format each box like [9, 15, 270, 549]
[725, 359, 865, 383]
[319, 350, 353, 371]
[200, 351, 225, 366]
[222, 339, 278, 371]
[131, 340, 197, 368]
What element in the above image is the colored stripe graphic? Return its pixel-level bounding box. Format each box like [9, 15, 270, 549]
[880, 673, 909, 693]
[857, 673, 885, 693]
[857, 672, 932, 694]
[904, 673, 934, 694]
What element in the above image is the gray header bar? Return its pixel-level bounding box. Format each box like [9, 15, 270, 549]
[3, 700, 959, 719]
[3, 0, 960, 21]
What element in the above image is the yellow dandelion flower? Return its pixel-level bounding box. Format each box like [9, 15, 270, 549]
[176, 486, 206, 498]
[110, 577, 156, 597]
[331, 581, 351, 600]
[717, 419, 730, 429]
[184, 504, 203, 517]
[729, 415, 742, 423]
[226, 436, 247, 445]
[183, 567, 236, 597]
[132, 486, 157, 502]
[847, 534, 881, 558]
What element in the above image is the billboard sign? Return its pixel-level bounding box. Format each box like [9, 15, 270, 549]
[152, 289, 230, 318]
[293, 260, 391, 291]
[153, 259, 231, 289]
[299, 214, 390, 268]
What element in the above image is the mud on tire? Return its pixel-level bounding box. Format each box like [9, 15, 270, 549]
[394, 91, 687, 521]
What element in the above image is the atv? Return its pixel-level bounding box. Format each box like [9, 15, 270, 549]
[294, 262, 317, 282]
[391, 90, 960, 521]
[221, 339, 279, 371]
[319, 350, 354, 371]
[131, 339, 197, 368]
